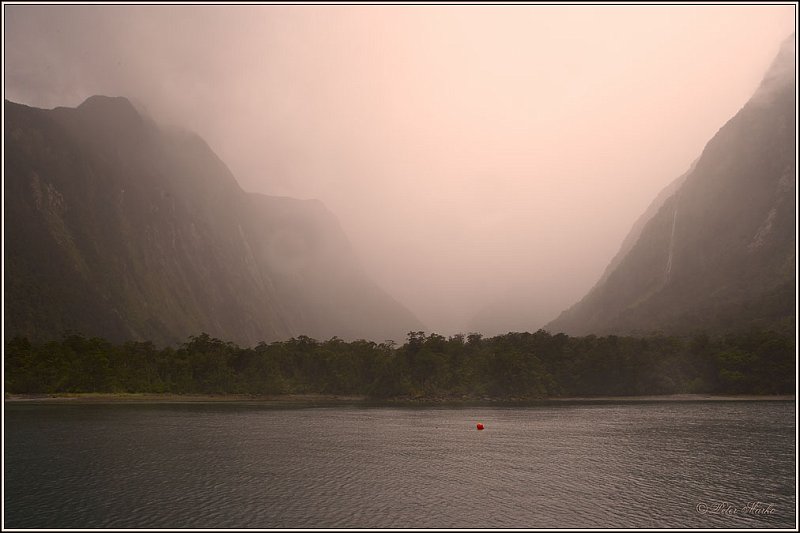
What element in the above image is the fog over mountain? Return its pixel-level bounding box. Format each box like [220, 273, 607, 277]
[4, 5, 795, 336]
[547, 33, 796, 336]
[5, 96, 423, 345]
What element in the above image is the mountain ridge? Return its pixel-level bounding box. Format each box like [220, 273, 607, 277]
[4, 96, 423, 346]
[545, 34, 796, 337]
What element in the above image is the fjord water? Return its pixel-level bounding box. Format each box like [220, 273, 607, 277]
[4, 401, 795, 528]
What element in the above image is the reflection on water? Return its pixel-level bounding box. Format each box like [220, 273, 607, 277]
[4, 401, 796, 528]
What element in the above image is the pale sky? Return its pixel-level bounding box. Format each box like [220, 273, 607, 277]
[4, 4, 796, 335]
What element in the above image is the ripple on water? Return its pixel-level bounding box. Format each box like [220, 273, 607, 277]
[4, 401, 796, 528]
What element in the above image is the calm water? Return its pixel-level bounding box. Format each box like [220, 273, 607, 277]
[4, 401, 796, 528]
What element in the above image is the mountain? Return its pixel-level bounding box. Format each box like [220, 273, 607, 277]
[243, 193, 423, 342]
[546, 34, 796, 336]
[595, 159, 696, 289]
[4, 95, 423, 346]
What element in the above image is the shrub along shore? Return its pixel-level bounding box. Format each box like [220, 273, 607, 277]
[4, 329, 795, 399]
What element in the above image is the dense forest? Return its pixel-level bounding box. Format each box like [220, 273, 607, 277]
[4, 328, 794, 398]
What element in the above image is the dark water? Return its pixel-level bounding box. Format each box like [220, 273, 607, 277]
[4, 401, 796, 528]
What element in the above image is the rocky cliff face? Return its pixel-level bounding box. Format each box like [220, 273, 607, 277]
[5, 96, 422, 346]
[546, 34, 796, 336]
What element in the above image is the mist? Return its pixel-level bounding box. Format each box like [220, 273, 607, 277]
[4, 4, 794, 336]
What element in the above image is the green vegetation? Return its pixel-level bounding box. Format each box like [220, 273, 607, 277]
[5, 329, 794, 398]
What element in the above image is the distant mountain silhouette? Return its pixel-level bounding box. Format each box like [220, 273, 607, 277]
[546, 34, 796, 336]
[5, 96, 423, 346]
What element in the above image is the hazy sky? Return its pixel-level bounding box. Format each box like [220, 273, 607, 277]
[4, 4, 795, 335]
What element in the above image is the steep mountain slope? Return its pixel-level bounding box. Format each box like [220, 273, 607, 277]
[594, 159, 695, 289]
[547, 35, 796, 336]
[4, 96, 422, 346]
[244, 193, 423, 342]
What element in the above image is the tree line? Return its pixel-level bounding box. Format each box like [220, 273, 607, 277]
[4, 328, 794, 398]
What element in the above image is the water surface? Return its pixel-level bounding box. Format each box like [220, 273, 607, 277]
[4, 401, 796, 528]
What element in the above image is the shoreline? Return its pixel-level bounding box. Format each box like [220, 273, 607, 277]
[4, 392, 795, 405]
[3, 393, 368, 404]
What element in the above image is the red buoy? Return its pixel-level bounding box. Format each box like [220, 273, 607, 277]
[476, 423, 484, 430]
